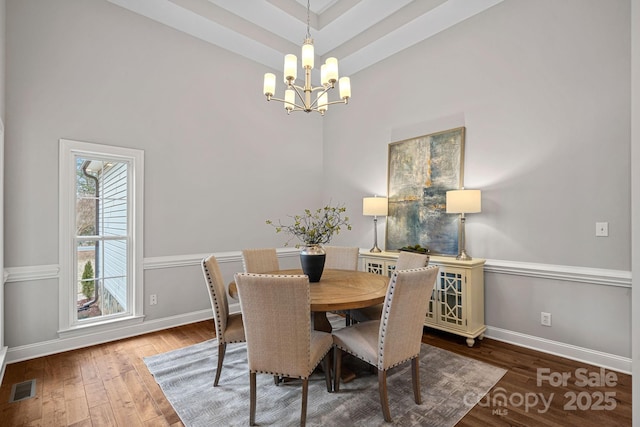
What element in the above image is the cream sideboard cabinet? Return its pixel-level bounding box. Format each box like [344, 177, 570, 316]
[360, 251, 486, 347]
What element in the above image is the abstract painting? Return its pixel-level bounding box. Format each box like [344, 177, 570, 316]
[386, 127, 465, 255]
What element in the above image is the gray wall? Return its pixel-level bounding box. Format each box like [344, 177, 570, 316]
[322, 0, 632, 362]
[0, 0, 6, 362]
[631, 0, 640, 420]
[4, 0, 323, 347]
[0, 0, 4, 119]
[2, 0, 634, 373]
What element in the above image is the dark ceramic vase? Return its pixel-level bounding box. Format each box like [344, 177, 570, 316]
[300, 244, 326, 282]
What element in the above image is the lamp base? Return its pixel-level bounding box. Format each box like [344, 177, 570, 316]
[369, 216, 382, 253]
[456, 249, 472, 261]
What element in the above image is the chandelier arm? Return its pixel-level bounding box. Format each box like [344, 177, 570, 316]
[265, 96, 306, 111]
[264, 95, 327, 114]
[324, 99, 349, 106]
[288, 83, 307, 106]
[304, 85, 333, 110]
[267, 88, 344, 110]
[309, 85, 334, 94]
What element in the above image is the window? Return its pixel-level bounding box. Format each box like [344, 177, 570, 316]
[59, 139, 144, 335]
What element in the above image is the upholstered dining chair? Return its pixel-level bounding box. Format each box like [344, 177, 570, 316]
[395, 251, 430, 271]
[201, 255, 246, 386]
[324, 246, 360, 325]
[241, 248, 280, 273]
[332, 266, 439, 422]
[350, 251, 430, 323]
[240, 248, 286, 385]
[234, 273, 333, 427]
[323, 246, 359, 270]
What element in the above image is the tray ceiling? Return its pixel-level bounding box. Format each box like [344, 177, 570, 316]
[108, 0, 503, 76]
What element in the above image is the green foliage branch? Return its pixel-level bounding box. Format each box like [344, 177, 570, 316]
[266, 204, 352, 247]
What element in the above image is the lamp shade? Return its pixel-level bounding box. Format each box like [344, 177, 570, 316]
[446, 190, 481, 214]
[363, 197, 388, 216]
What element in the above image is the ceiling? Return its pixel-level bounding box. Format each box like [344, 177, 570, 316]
[107, 0, 503, 77]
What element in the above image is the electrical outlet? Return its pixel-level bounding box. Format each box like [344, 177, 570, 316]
[150, 294, 157, 305]
[596, 222, 609, 237]
[541, 312, 551, 327]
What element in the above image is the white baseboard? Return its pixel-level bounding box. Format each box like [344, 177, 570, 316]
[0, 346, 7, 386]
[4, 307, 631, 376]
[6, 310, 213, 364]
[485, 325, 631, 374]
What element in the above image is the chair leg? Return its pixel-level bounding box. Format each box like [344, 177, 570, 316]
[214, 343, 227, 387]
[249, 372, 256, 426]
[300, 378, 308, 427]
[332, 347, 342, 392]
[322, 353, 331, 392]
[378, 370, 392, 422]
[411, 357, 421, 404]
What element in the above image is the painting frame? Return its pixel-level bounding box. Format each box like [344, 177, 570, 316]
[385, 127, 465, 256]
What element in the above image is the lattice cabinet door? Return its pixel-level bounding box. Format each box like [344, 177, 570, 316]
[363, 258, 386, 275]
[425, 285, 436, 322]
[385, 262, 396, 277]
[425, 258, 486, 347]
[436, 268, 466, 330]
[362, 257, 396, 277]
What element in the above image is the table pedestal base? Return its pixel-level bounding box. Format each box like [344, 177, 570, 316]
[311, 311, 356, 383]
[312, 311, 333, 333]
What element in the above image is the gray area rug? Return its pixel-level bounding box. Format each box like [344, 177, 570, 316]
[144, 318, 506, 426]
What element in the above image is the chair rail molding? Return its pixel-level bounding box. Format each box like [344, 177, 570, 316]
[3, 255, 631, 288]
[4, 264, 60, 283]
[144, 248, 301, 270]
[484, 259, 631, 288]
[3, 248, 303, 281]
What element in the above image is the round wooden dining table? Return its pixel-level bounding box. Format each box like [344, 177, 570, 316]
[228, 268, 390, 332]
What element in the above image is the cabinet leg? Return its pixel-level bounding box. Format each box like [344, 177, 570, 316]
[478, 333, 484, 341]
[466, 338, 475, 347]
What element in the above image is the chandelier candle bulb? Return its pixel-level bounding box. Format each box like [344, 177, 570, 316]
[284, 54, 297, 82]
[321, 64, 328, 86]
[263, 73, 275, 97]
[302, 39, 314, 69]
[339, 77, 351, 100]
[284, 89, 295, 111]
[317, 93, 328, 113]
[325, 57, 338, 83]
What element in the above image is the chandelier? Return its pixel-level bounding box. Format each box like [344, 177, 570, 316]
[262, 0, 351, 115]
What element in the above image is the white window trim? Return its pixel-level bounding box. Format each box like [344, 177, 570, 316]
[58, 139, 144, 336]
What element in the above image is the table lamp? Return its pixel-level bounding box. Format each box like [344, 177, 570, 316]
[446, 189, 481, 261]
[363, 196, 388, 253]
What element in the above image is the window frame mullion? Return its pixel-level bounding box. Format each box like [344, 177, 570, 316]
[58, 139, 144, 336]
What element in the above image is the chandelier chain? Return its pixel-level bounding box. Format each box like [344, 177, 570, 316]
[306, 0, 311, 39]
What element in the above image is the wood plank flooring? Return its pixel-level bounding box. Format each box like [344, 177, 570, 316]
[423, 329, 632, 426]
[0, 321, 632, 426]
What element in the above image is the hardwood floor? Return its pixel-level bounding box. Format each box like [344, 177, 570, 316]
[0, 321, 632, 426]
[423, 329, 631, 426]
